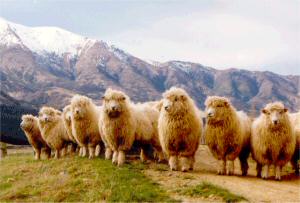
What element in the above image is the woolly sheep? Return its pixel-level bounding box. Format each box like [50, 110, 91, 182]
[62, 105, 78, 154]
[290, 111, 300, 175]
[70, 95, 103, 159]
[204, 96, 251, 176]
[38, 107, 69, 159]
[251, 102, 295, 180]
[157, 87, 202, 171]
[99, 88, 136, 166]
[20, 114, 51, 160]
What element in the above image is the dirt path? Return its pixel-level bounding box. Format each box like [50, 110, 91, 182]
[144, 145, 300, 202]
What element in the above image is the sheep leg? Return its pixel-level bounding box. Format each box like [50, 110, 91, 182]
[262, 165, 269, 179]
[95, 145, 101, 157]
[45, 147, 51, 159]
[275, 166, 282, 181]
[54, 149, 60, 159]
[227, 160, 234, 175]
[291, 158, 299, 175]
[79, 147, 82, 156]
[88, 146, 95, 159]
[169, 156, 178, 171]
[256, 163, 262, 178]
[118, 150, 125, 166]
[112, 151, 118, 165]
[61, 147, 66, 157]
[34, 148, 41, 160]
[239, 158, 249, 176]
[157, 151, 165, 163]
[239, 147, 250, 176]
[70, 143, 77, 154]
[217, 159, 226, 175]
[140, 148, 147, 163]
[189, 156, 195, 170]
[81, 146, 88, 157]
[180, 156, 190, 172]
[105, 148, 112, 160]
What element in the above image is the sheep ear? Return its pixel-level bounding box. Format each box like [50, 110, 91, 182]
[284, 108, 288, 113]
[262, 109, 268, 114]
[224, 101, 230, 107]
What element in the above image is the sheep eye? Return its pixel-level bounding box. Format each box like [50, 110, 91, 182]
[174, 98, 178, 102]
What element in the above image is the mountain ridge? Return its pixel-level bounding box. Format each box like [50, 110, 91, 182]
[0, 18, 299, 115]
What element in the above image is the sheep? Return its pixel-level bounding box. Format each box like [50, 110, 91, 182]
[290, 111, 300, 175]
[38, 107, 69, 159]
[157, 87, 202, 171]
[20, 114, 51, 160]
[70, 95, 102, 159]
[134, 102, 165, 162]
[62, 105, 78, 154]
[251, 102, 296, 180]
[204, 96, 251, 176]
[99, 88, 136, 166]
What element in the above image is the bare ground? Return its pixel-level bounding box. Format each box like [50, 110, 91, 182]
[144, 145, 300, 202]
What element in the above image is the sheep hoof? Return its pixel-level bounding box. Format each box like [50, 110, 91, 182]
[181, 167, 188, 172]
[217, 170, 226, 175]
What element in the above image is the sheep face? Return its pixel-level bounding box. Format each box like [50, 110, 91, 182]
[205, 96, 231, 123]
[38, 107, 60, 124]
[162, 88, 189, 116]
[262, 102, 288, 128]
[20, 115, 35, 131]
[102, 89, 128, 118]
[71, 97, 90, 120]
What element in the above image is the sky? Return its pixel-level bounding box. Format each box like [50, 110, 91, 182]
[0, 0, 299, 75]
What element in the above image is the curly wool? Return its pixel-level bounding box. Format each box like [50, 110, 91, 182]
[251, 102, 295, 167]
[70, 95, 102, 148]
[38, 107, 69, 156]
[158, 87, 202, 160]
[21, 114, 51, 159]
[99, 89, 136, 152]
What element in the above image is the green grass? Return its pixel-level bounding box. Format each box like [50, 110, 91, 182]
[177, 182, 247, 203]
[0, 153, 174, 202]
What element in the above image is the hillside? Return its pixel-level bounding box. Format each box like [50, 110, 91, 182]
[0, 17, 299, 114]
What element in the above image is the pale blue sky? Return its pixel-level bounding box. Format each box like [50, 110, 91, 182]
[1, 0, 299, 75]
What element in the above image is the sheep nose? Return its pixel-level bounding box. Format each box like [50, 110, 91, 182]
[165, 106, 169, 111]
[273, 120, 278, 125]
[207, 112, 213, 117]
[112, 106, 116, 111]
[20, 124, 23, 128]
[76, 110, 79, 114]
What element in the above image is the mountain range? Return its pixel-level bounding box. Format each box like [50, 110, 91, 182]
[1, 17, 299, 118]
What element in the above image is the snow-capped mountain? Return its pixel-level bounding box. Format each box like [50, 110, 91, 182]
[0, 17, 95, 57]
[0, 17, 299, 114]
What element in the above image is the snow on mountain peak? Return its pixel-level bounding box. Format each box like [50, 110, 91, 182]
[0, 17, 94, 56]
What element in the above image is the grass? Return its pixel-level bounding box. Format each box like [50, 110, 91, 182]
[0, 153, 174, 202]
[177, 182, 247, 203]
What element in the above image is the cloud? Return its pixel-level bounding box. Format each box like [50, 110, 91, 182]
[104, 1, 299, 75]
